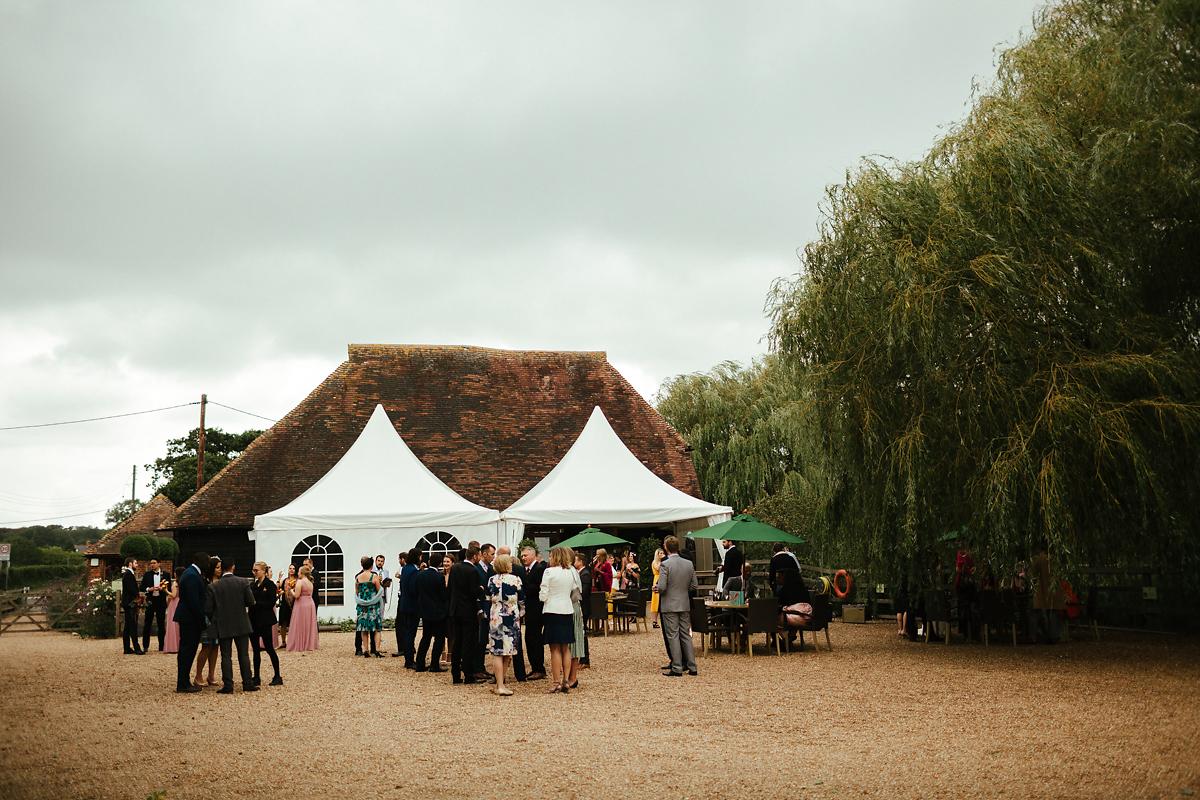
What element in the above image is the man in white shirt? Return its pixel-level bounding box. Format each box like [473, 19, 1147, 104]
[140, 558, 169, 651]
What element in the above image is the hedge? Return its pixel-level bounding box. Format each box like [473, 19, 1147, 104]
[6, 564, 86, 586]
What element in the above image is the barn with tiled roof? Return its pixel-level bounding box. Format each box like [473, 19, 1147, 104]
[161, 344, 710, 587]
[85, 493, 177, 580]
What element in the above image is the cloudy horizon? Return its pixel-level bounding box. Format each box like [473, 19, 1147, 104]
[0, 1, 1044, 528]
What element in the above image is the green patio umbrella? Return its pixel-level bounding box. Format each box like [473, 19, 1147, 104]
[558, 527, 631, 549]
[686, 514, 805, 545]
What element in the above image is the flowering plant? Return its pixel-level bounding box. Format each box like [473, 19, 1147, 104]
[78, 578, 118, 637]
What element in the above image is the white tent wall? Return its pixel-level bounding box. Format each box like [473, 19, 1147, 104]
[250, 522, 503, 622]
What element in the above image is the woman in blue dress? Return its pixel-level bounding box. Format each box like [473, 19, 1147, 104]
[355, 556, 383, 658]
[486, 554, 525, 696]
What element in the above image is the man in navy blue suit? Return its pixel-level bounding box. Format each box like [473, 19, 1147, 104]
[393, 548, 423, 667]
[173, 551, 209, 693]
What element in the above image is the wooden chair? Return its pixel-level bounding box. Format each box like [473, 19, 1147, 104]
[745, 598, 784, 656]
[979, 590, 1017, 647]
[923, 589, 953, 645]
[613, 589, 644, 633]
[690, 597, 737, 655]
[796, 594, 833, 651]
[587, 592, 609, 636]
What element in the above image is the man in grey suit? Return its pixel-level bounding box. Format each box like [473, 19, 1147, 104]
[206, 562, 259, 694]
[655, 535, 698, 677]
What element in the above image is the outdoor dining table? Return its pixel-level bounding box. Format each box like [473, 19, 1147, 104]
[704, 599, 749, 652]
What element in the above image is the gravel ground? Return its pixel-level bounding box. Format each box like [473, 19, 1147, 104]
[0, 622, 1197, 800]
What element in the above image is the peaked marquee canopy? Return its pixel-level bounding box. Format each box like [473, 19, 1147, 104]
[501, 407, 732, 538]
[253, 404, 500, 531]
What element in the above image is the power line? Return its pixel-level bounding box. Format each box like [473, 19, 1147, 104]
[0, 402, 199, 431]
[207, 400, 277, 423]
[0, 509, 107, 526]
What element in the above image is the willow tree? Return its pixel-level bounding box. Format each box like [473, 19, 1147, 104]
[768, 0, 1200, 580]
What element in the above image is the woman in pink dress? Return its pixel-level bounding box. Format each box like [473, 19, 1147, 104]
[286, 565, 319, 652]
[162, 566, 182, 653]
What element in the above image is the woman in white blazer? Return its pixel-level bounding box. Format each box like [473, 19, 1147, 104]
[539, 546, 579, 694]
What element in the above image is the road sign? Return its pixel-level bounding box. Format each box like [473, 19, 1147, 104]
[0, 543, 10, 563]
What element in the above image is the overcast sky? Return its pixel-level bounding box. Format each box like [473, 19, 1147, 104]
[0, 1, 1044, 528]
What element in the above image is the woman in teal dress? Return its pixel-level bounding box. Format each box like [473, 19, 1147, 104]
[486, 554, 525, 696]
[355, 556, 383, 658]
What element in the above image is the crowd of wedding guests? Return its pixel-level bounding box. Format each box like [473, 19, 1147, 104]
[119, 532, 717, 697]
[380, 541, 589, 695]
[120, 550, 325, 693]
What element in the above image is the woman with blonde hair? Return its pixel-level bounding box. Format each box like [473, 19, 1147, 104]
[486, 554, 525, 696]
[539, 546, 579, 694]
[650, 548, 665, 629]
[286, 564, 319, 652]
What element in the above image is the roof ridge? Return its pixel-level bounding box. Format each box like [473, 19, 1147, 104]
[348, 343, 607, 361]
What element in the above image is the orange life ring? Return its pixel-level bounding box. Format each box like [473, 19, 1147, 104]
[832, 569, 853, 599]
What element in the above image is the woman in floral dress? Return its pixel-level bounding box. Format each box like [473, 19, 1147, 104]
[486, 554, 525, 696]
[355, 556, 383, 657]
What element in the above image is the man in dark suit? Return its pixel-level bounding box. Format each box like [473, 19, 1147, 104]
[173, 551, 208, 693]
[449, 546, 485, 684]
[120, 557, 143, 655]
[473, 543, 495, 680]
[207, 561, 259, 694]
[719, 540, 745, 592]
[393, 548, 423, 667]
[521, 546, 548, 679]
[414, 556, 448, 672]
[139, 558, 169, 652]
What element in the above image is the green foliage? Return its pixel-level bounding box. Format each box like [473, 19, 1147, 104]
[146, 427, 262, 506]
[7, 564, 85, 586]
[517, 537, 538, 555]
[150, 536, 179, 561]
[636, 537, 658, 587]
[119, 535, 155, 561]
[0, 524, 104, 551]
[761, 0, 1200, 580]
[105, 499, 144, 526]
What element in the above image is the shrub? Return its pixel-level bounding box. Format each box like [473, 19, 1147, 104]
[150, 536, 179, 561]
[119, 535, 154, 561]
[76, 578, 119, 638]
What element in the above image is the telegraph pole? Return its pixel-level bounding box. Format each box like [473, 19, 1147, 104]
[131, 465, 137, 502]
[196, 394, 207, 492]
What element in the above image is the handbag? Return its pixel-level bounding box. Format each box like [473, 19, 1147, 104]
[781, 601, 813, 628]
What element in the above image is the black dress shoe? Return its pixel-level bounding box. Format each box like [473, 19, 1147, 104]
[661, 671, 682, 678]
[414, 665, 427, 672]
[176, 685, 202, 693]
[463, 677, 477, 684]
[391, 653, 403, 658]
[124, 649, 135, 655]
[404, 662, 416, 670]
[269, 676, 284, 686]
[217, 686, 234, 694]
[428, 666, 445, 673]
[452, 676, 463, 684]
[243, 684, 260, 692]
[687, 670, 699, 676]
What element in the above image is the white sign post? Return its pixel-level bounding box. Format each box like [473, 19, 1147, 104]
[0, 543, 10, 592]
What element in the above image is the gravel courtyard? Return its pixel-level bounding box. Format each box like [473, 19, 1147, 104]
[0, 622, 1196, 800]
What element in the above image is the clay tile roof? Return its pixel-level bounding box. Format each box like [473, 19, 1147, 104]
[164, 344, 700, 531]
[86, 494, 177, 556]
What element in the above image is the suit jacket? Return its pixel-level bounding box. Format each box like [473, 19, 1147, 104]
[416, 566, 448, 621]
[398, 563, 420, 614]
[140, 569, 168, 606]
[524, 560, 547, 617]
[656, 554, 697, 613]
[720, 545, 745, 584]
[475, 561, 493, 614]
[249, 578, 278, 628]
[207, 573, 255, 639]
[173, 564, 206, 626]
[121, 568, 140, 608]
[450, 561, 484, 621]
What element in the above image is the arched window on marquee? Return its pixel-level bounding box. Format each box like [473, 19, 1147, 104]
[417, 531, 462, 565]
[291, 534, 344, 606]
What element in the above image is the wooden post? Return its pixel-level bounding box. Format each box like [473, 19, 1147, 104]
[131, 464, 136, 502]
[196, 394, 207, 492]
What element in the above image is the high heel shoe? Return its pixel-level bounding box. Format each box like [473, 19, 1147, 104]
[567, 680, 579, 689]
